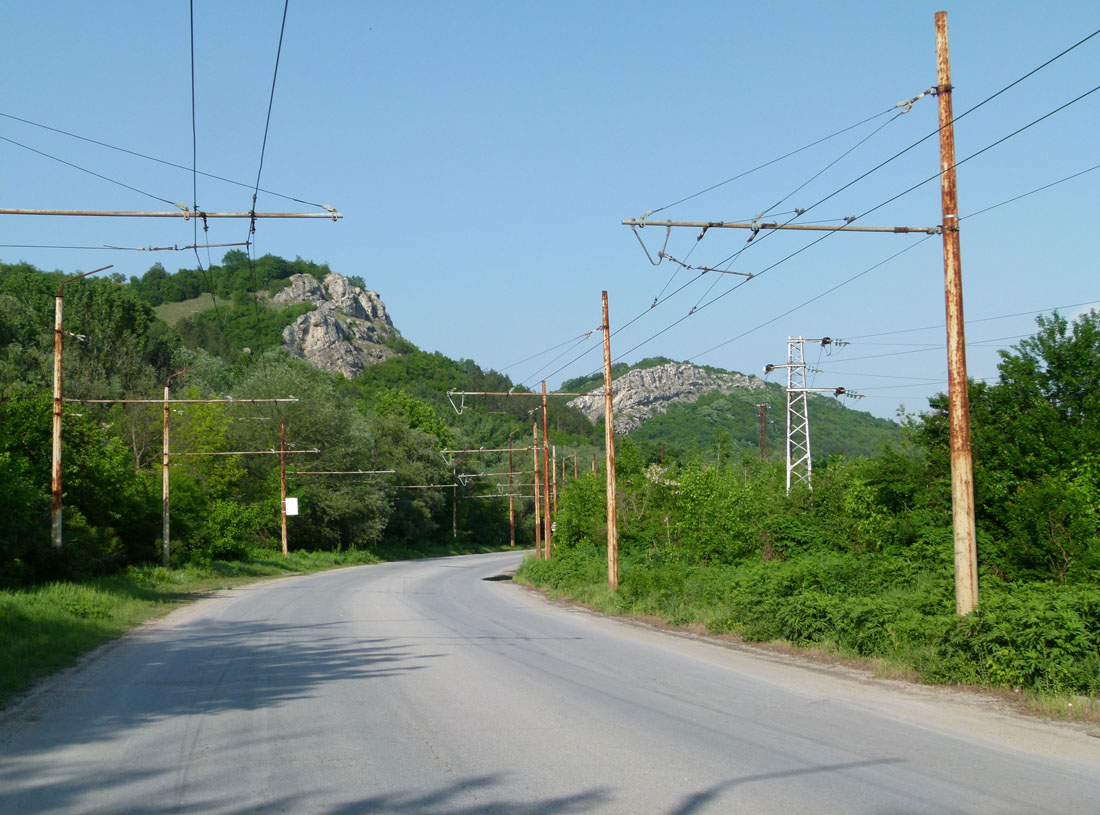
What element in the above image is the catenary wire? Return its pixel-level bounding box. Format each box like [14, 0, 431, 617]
[525, 32, 1100, 390]
[0, 111, 331, 210]
[641, 84, 1100, 367]
[693, 163, 1100, 357]
[0, 134, 183, 209]
[646, 106, 899, 215]
[185, 0, 229, 349]
[243, 0, 291, 364]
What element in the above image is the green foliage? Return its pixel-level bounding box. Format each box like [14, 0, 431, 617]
[175, 300, 313, 360]
[372, 388, 455, 448]
[129, 252, 332, 306]
[917, 310, 1100, 581]
[187, 501, 269, 564]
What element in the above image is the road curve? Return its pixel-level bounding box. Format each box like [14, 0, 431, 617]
[2, 550, 1098, 814]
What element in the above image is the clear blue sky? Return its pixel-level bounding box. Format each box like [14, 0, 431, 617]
[2, 2, 1097, 420]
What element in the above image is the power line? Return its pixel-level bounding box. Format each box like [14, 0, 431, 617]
[184, 0, 229, 355]
[645, 105, 899, 215]
[630, 85, 1100, 367]
[500, 330, 596, 373]
[692, 163, 1100, 359]
[684, 26, 1100, 273]
[0, 134, 184, 209]
[0, 111, 332, 210]
[846, 298, 1100, 341]
[525, 30, 1100, 392]
[243, 0, 291, 366]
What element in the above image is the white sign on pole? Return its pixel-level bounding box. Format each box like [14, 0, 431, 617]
[285, 497, 299, 516]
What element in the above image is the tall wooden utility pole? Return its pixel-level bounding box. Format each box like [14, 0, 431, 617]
[51, 265, 112, 549]
[541, 381, 553, 559]
[532, 422, 543, 557]
[602, 291, 619, 589]
[936, 10, 979, 615]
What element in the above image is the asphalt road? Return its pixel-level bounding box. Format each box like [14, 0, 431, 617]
[2, 550, 1099, 814]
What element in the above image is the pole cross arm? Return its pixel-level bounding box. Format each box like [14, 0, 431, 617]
[1, 208, 342, 221]
[621, 218, 941, 235]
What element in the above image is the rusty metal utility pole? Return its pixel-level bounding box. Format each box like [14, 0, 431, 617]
[508, 435, 516, 547]
[50, 264, 112, 549]
[532, 422, 543, 556]
[757, 403, 769, 460]
[936, 10, 979, 615]
[602, 291, 619, 589]
[162, 365, 197, 565]
[280, 406, 308, 557]
[552, 445, 558, 514]
[541, 381, 553, 559]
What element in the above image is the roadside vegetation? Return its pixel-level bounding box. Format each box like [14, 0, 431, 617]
[520, 310, 1100, 712]
[3, 254, 1096, 718]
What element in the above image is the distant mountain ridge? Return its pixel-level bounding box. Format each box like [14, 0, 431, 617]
[566, 357, 902, 460]
[569, 361, 766, 434]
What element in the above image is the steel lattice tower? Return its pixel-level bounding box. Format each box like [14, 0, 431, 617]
[785, 337, 812, 493]
[764, 336, 851, 494]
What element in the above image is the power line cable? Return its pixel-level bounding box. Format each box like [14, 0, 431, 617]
[696, 28, 1100, 272]
[647, 84, 1100, 366]
[533, 34, 1100, 389]
[0, 134, 185, 209]
[693, 164, 1100, 357]
[646, 106, 899, 215]
[0, 110, 331, 210]
[846, 298, 1100, 341]
[243, 0, 291, 364]
[184, 0, 229, 350]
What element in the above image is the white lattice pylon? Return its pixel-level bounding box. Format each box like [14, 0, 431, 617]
[764, 336, 849, 494]
[785, 336, 812, 493]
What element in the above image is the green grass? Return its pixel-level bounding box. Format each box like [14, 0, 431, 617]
[515, 548, 1100, 724]
[1, 542, 521, 708]
[153, 293, 216, 326]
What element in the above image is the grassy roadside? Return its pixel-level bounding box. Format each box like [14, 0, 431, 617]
[514, 553, 1100, 726]
[1, 542, 520, 709]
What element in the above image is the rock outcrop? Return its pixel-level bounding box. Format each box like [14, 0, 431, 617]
[568, 361, 765, 434]
[273, 273, 400, 378]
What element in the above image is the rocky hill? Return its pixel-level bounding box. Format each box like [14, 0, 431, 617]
[272, 273, 401, 378]
[568, 361, 766, 434]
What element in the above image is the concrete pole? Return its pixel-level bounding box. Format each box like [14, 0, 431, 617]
[602, 291, 619, 589]
[50, 265, 111, 549]
[163, 381, 171, 564]
[532, 422, 542, 557]
[280, 416, 289, 556]
[162, 366, 196, 566]
[508, 435, 515, 547]
[541, 381, 553, 560]
[51, 292, 64, 550]
[936, 10, 979, 615]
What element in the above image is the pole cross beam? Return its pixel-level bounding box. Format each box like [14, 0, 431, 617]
[621, 218, 941, 234]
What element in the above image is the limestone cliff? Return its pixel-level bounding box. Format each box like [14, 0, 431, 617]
[273, 273, 400, 378]
[568, 362, 765, 434]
